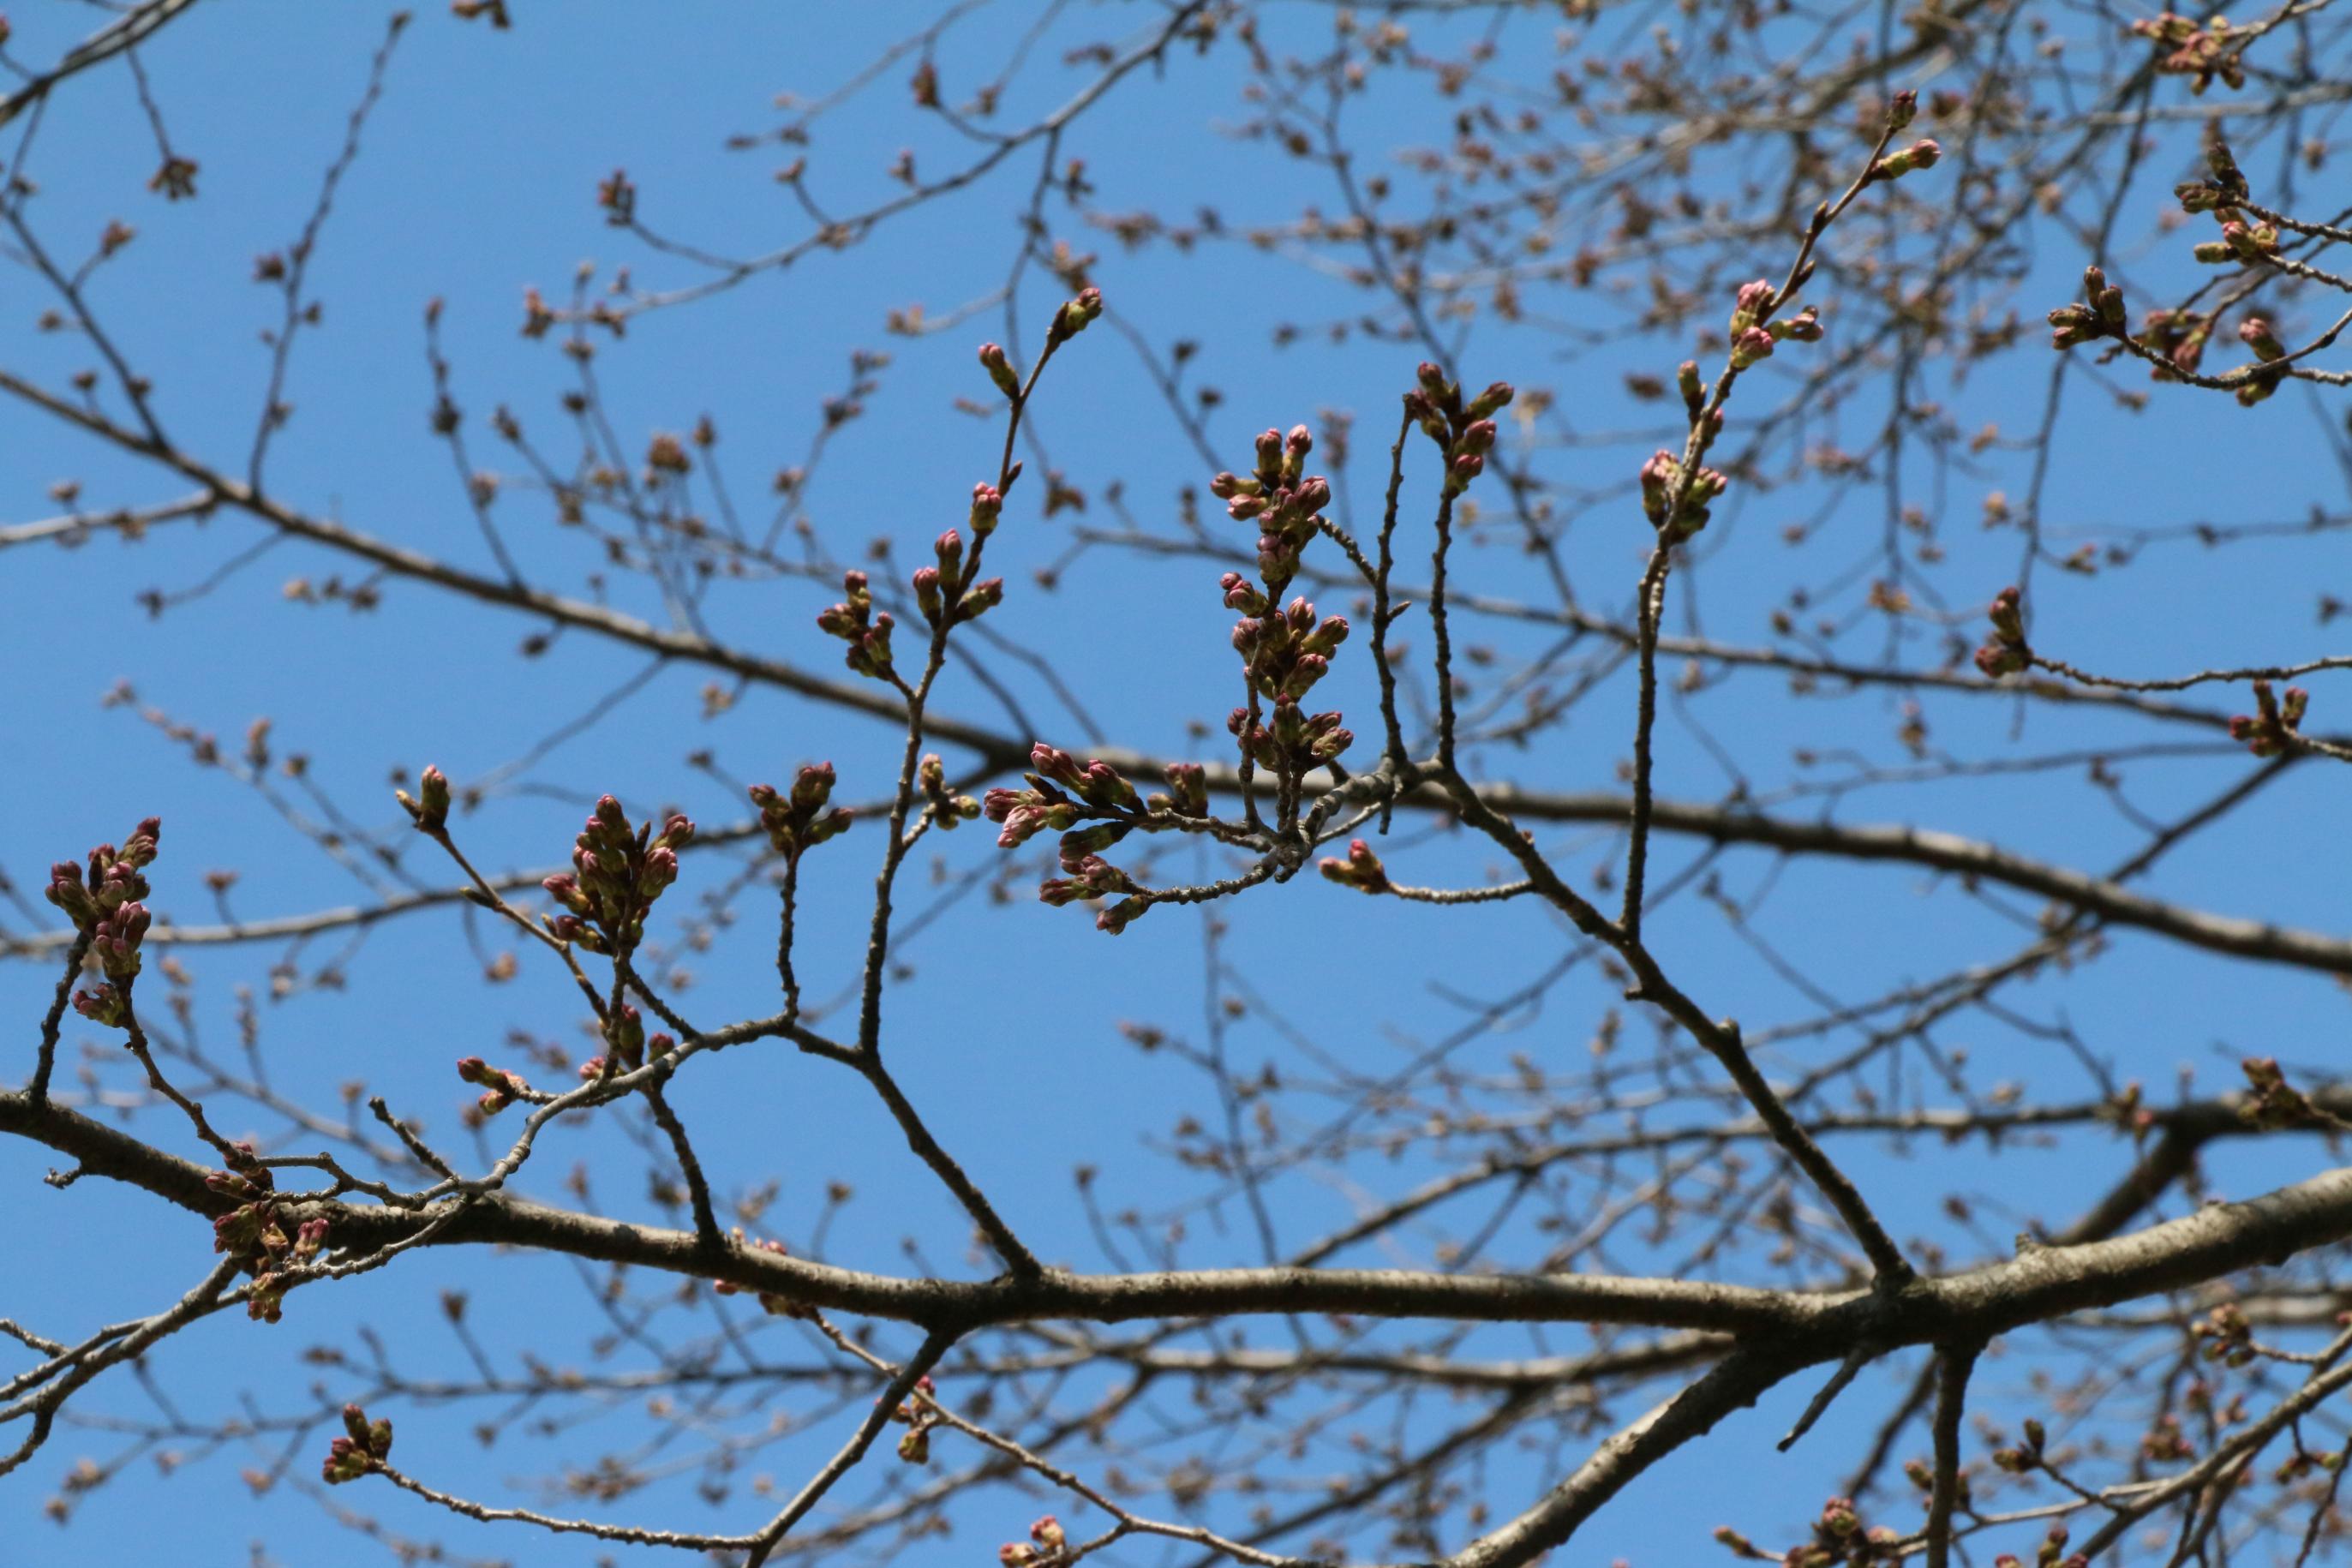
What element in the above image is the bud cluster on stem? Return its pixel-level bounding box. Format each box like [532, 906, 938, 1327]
[456, 1054, 536, 1117]
[207, 1150, 332, 1323]
[1210, 421, 1362, 821]
[750, 763, 855, 860]
[1209, 421, 1335, 595]
[1402, 361, 1512, 497]
[2134, 12, 2255, 94]
[2063, 135, 2299, 403]
[815, 570, 898, 681]
[320, 1401, 393, 1485]
[539, 795, 696, 956]
[395, 763, 452, 832]
[2228, 679, 2307, 757]
[917, 752, 982, 829]
[1974, 586, 2032, 679]
[886, 1373, 942, 1464]
[1318, 837, 1390, 894]
[910, 527, 1005, 630]
[1000, 1514, 1069, 1566]
[47, 816, 162, 1029]
[981, 746, 1219, 935]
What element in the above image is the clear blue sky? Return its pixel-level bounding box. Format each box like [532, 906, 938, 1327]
[4, 3, 2348, 1565]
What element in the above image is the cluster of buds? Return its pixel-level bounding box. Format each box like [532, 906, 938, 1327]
[1226, 580, 1350, 703]
[1230, 698, 1353, 781]
[45, 816, 160, 934]
[1209, 423, 1333, 593]
[1715, 1496, 1900, 1565]
[917, 754, 982, 829]
[967, 480, 1005, 539]
[541, 796, 695, 955]
[985, 747, 1170, 933]
[2134, 13, 2250, 93]
[1991, 1417, 2049, 1473]
[999, 1516, 1069, 1567]
[2175, 139, 2283, 272]
[2047, 265, 2128, 350]
[2194, 218, 2282, 265]
[457, 1055, 535, 1117]
[2228, 316, 2289, 404]
[911, 529, 1005, 629]
[750, 763, 856, 860]
[1403, 362, 1512, 497]
[711, 1234, 808, 1317]
[2239, 1055, 2329, 1128]
[581, 1029, 673, 1081]
[396, 764, 453, 832]
[1039, 854, 1147, 934]
[1319, 837, 1390, 895]
[2141, 1411, 2195, 1463]
[2195, 1301, 2257, 1366]
[1149, 760, 1209, 817]
[978, 341, 1021, 398]
[49, 817, 163, 1028]
[1726, 278, 1824, 371]
[1973, 586, 2031, 679]
[2227, 679, 2307, 757]
[208, 1156, 331, 1324]
[816, 571, 897, 681]
[1864, 138, 1941, 184]
[2176, 136, 2250, 213]
[888, 1374, 942, 1464]
[1044, 285, 1103, 348]
[987, 745, 1141, 848]
[320, 1402, 393, 1485]
[1639, 447, 1728, 543]
[2239, 316, 2286, 363]
[1981, 1525, 2083, 1568]
[2136, 308, 2213, 381]
[72, 903, 155, 1028]
[580, 1005, 672, 1080]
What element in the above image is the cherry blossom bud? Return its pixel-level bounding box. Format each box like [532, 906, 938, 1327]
[1769, 306, 1823, 343]
[969, 482, 1003, 536]
[45, 862, 99, 930]
[1676, 360, 1703, 416]
[1730, 279, 1776, 335]
[955, 577, 1004, 622]
[1095, 895, 1149, 935]
[2175, 179, 2228, 213]
[1464, 380, 1515, 420]
[1254, 428, 1284, 476]
[1319, 838, 1390, 894]
[1888, 89, 1917, 129]
[1046, 286, 1103, 344]
[2048, 303, 2102, 350]
[977, 342, 1020, 398]
[2239, 316, 2286, 362]
[398, 764, 452, 832]
[1162, 762, 1207, 817]
[1639, 450, 1678, 525]
[1730, 326, 1776, 369]
[1869, 139, 1940, 181]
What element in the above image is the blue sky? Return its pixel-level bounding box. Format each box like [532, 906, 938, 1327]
[4, 3, 2350, 1565]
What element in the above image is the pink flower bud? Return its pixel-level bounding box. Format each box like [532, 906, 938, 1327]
[977, 341, 1020, 398]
